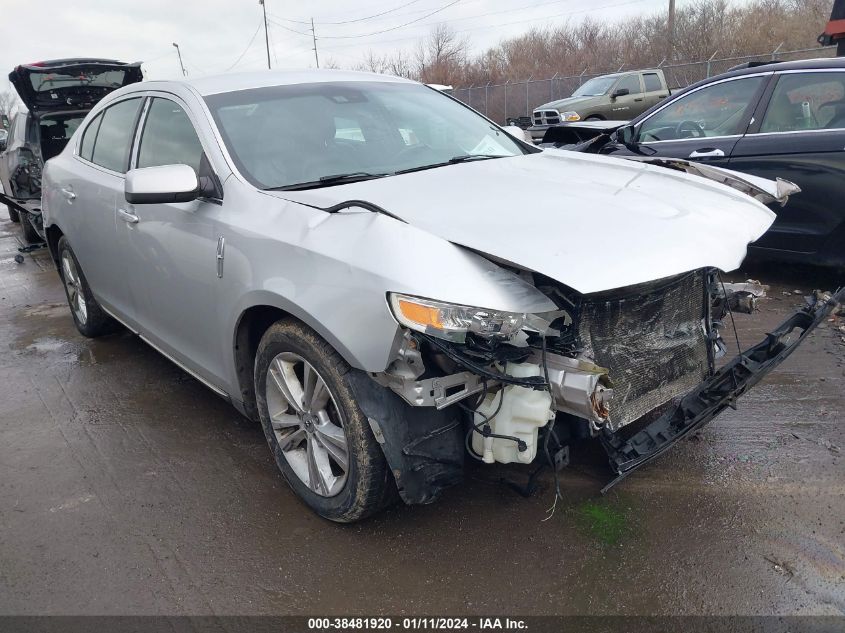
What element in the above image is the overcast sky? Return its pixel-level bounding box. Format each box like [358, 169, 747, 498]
[4, 0, 703, 94]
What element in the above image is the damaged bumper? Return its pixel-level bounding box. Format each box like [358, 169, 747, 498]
[600, 288, 844, 491]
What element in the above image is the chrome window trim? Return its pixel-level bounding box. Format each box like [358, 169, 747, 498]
[640, 134, 742, 146]
[634, 72, 773, 138]
[749, 127, 845, 138]
[773, 68, 845, 76]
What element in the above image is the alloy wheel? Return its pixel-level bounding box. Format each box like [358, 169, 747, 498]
[265, 352, 350, 497]
[61, 251, 88, 326]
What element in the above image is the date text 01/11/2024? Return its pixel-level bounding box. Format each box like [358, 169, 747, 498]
[307, 618, 528, 630]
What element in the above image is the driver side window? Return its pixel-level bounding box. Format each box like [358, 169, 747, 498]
[637, 76, 764, 142]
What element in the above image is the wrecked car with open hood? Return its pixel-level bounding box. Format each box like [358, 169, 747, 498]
[40, 70, 842, 522]
[0, 58, 143, 242]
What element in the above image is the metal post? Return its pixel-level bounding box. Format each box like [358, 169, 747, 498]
[771, 42, 783, 60]
[259, 0, 271, 69]
[311, 18, 319, 68]
[550, 73, 557, 101]
[485, 83, 490, 116]
[504, 80, 510, 123]
[172, 42, 187, 77]
[579, 68, 587, 86]
[667, 0, 676, 62]
[706, 51, 718, 78]
[525, 77, 531, 116]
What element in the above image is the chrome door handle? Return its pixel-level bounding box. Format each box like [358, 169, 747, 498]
[118, 208, 139, 224]
[689, 148, 725, 159]
[60, 187, 76, 200]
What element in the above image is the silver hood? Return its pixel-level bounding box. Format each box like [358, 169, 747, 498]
[275, 150, 777, 295]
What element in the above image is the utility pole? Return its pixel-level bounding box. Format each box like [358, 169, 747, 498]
[259, 0, 271, 69]
[667, 0, 676, 62]
[172, 42, 187, 77]
[311, 18, 320, 68]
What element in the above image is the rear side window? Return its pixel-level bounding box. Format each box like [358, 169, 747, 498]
[90, 98, 142, 173]
[137, 98, 204, 172]
[643, 73, 663, 92]
[759, 72, 845, 133]
[79, 113, 103, 161]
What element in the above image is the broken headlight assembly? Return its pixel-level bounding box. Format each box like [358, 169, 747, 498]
[388, 293, 527, 343]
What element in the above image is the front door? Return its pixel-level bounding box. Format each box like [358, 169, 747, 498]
[117, 96, 227, 388]
[729, 70, 845, 257]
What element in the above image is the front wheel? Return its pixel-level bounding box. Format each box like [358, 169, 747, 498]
[58, 236, 116, 337]
[254, 320, 393, 522]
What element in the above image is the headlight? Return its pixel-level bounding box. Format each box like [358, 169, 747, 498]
[389, 293, 526, 343]
[560, 111, 581, 122]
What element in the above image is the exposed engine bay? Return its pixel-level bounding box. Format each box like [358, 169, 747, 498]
[366, 265, 841, 505]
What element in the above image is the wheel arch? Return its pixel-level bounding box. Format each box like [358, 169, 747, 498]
[231, 294, 389, 421]
[45, 223, 64, 270]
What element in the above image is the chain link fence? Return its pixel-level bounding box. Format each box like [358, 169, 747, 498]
[451, 46, 838, 124]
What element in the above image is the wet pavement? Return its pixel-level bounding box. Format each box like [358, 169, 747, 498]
[0, 208, 843, 616]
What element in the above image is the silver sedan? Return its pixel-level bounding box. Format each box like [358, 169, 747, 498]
[41, 70, 838, 521]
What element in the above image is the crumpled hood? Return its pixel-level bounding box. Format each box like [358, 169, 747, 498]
[274, 150, 776, 294]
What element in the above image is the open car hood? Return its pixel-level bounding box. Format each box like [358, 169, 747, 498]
[9, 59, 143, 112]
[274, 151, 779, 294]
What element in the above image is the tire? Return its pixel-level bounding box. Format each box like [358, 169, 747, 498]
[585, 114, 604, 121]
[255, 319, 393, 522]
[57, 236, 116, 337]
[7, 205, 20, 223]
[20, 211, 40, 243]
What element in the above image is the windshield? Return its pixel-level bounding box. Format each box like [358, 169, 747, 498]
[204, 81, 526, 189]
[572, 76, 616, 97]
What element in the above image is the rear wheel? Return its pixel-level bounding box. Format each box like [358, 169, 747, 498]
[254, 320, 393, 522]
[20, 211, 40, 243]
[58, 236, 116, 337]
[7, 205, 20, 223]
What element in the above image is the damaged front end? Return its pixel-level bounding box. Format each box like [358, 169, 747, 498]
[359, 269, 843, 505]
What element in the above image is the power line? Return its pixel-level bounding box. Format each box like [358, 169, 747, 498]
[317, 0, 463, 39]
[321, 0, 657, 50]
[224, 22, 263, 71]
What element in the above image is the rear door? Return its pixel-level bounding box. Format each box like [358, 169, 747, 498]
[613, 74, 772, 167]
[641, 71, 670, 110]
[63, 96, 144, 320]
[729, 69, 845, 257]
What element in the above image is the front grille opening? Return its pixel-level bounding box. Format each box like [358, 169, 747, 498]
[577, 271, 709, 430]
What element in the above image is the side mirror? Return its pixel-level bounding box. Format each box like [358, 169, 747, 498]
[617, 124, 637, 146]
[611, 88, 630, 99]
[125, 164, 200, 204]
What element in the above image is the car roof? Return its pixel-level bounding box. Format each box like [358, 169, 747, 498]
[689, 56, 845, 86]
[137, 69, 416, 97]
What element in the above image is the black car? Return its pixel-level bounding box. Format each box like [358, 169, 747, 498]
[544, 57, 845, 269]
[0, 58, 142, 242]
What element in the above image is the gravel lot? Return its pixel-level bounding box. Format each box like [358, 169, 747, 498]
[0, 209, 843, 616]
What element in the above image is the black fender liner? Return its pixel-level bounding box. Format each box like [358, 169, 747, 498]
[347, 370, 464, 505]
[601, 288, 844, 492]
